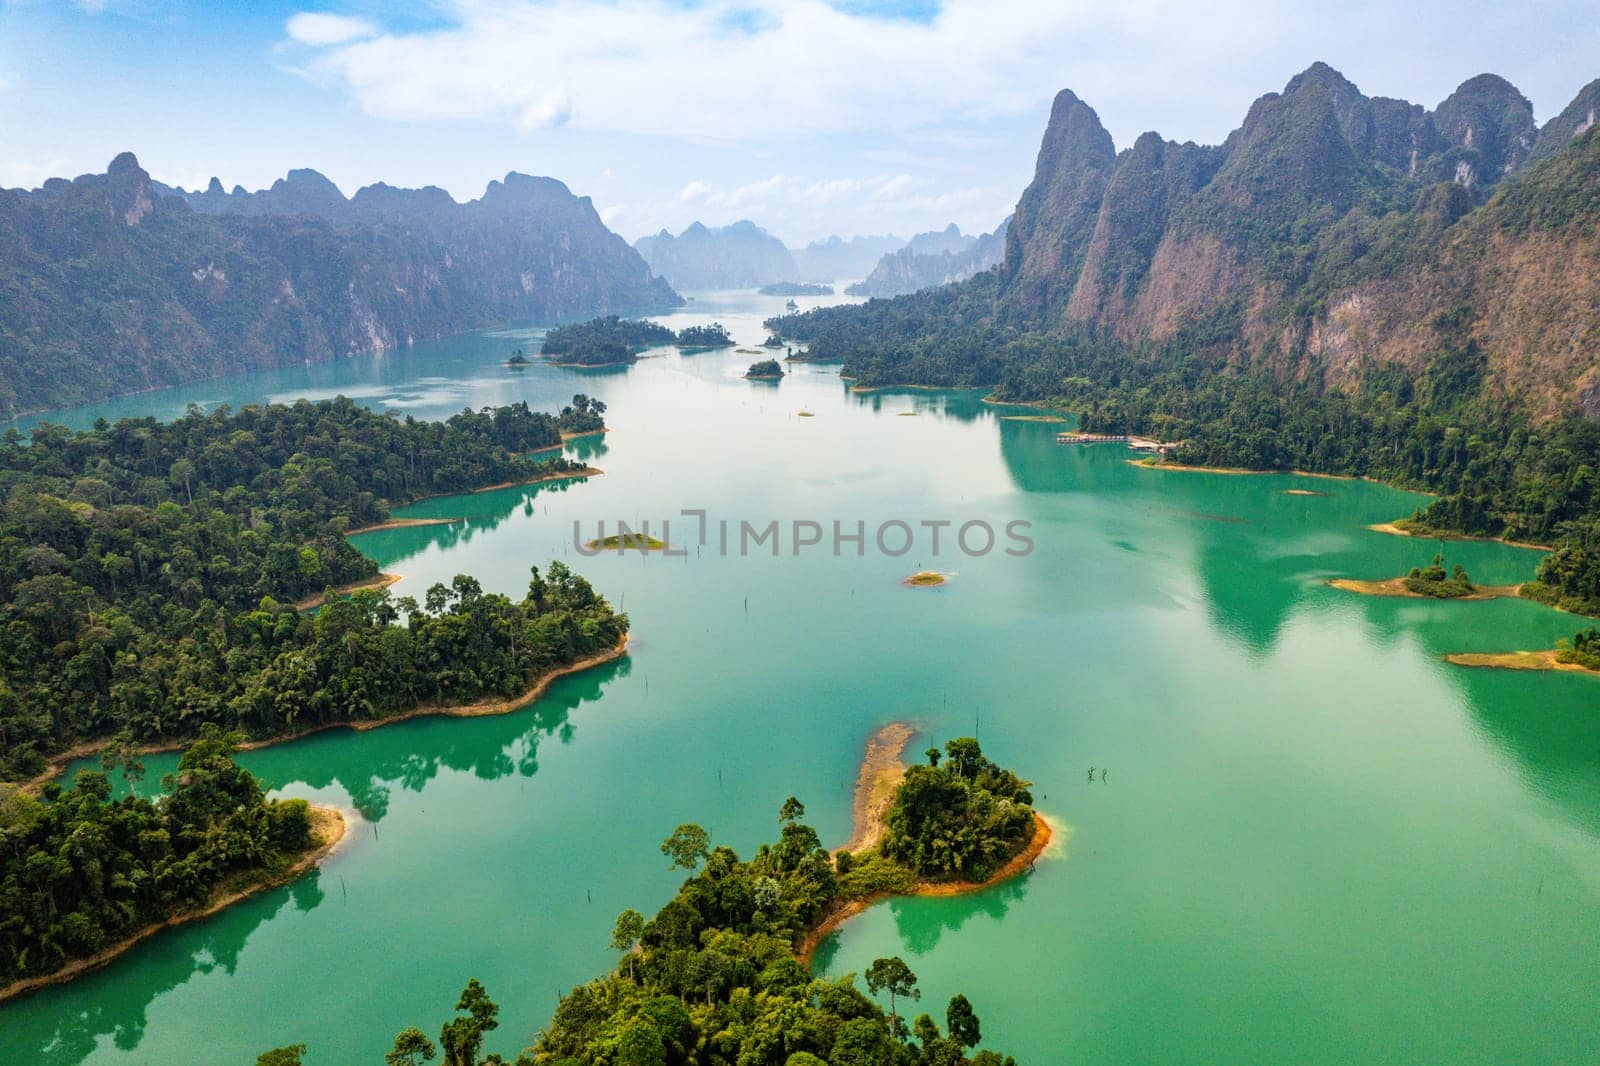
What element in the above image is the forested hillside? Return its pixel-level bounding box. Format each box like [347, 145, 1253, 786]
[0, 396, 624, 781]
[0, 156, 680, 415]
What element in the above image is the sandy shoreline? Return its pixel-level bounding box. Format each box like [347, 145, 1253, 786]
[0, 804, 349, 1003]
[1365, 522, 1552, 552]
[842, 723, 916, 854]
[345, 516, 460, 535]
[527, 428, 609, 455]
[1328, 577, 1527, 602]
[293, 572, 402, 611]
[1445, 649, 1600, 677]
[22, 635, 630, 794]
[848, 382, 987, 394]
[467, 466, 602, 494]
[344, 467, 602, 535]
[1131, 458, 1364, 481]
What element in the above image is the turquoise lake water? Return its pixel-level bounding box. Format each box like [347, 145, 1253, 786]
[2, 288, 1597, 1064]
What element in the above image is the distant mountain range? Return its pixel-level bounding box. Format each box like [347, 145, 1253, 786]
[0, 156, 679, 415]
[846, 220, 1010, 298]
[634, 221, 798, 290]
[633, 218, 1010, 295]
[791, 234, 906, 283]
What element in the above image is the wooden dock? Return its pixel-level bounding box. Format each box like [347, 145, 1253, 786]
[1056, 432, 1173, 453]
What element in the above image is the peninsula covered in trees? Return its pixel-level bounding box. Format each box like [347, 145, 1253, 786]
[0, 396, 626, 782]
[0, 730, 337, 997]
[540, 316, 678, 366]
[675, 323, 735, 350]
[758, 282, 834, 297]
[359, 737, 1038, 1065]
[538, 317, 736, 363]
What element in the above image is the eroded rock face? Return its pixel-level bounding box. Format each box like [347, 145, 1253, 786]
[984, 63, 1600, 418]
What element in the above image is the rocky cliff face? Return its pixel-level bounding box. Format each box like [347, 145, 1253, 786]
[633, 220, 798, 290]
[0, 156, 680, 414]
[999, 88, 1118, 316]
[994, 63, 1600, 416]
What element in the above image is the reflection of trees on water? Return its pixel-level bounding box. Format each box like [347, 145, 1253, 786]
[368, 474, 601, 569]
[562, 433, 609, 464]
[3, 657, 629, 1064]
[889, 876, 1029, 957]
[4, 872, 322, 1065]
[804, 876, 1031, 978]
[291, 655, 629, 824]
[844, 386, 992, 423]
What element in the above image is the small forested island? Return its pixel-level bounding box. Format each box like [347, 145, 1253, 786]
[1405, 554, 1475, 598]
[746, 359, 784, 380]
[541, 316, 678, 366]
[558, 393, 607, 436]
[505, 348, 532, 367]
[675, 323, 735, 350]
[0, 730, 339, 998]
[586, 532, 668, 551]
[351, 737, 1037, 1065]
[1328, 555, 1526, 603]
[1561, 628, 1600, 670]
[1447, 628, 1600, 677]
[761, 333, 785, 348]
[758, 282, 834, 296]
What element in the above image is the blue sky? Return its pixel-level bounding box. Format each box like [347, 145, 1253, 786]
[2, 1, 1598, 245]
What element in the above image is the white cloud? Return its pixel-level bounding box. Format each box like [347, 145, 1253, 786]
[677, 179, 714, 202]
[637, 170, 1008, 242]
[286, 12, 381, 47]
[284, 1, 1600, 152]
[283, 0, 1234, 143]
[1, 155, 71, 191]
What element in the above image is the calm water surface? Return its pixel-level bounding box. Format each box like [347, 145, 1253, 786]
[3, 290, 1597, 1064]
